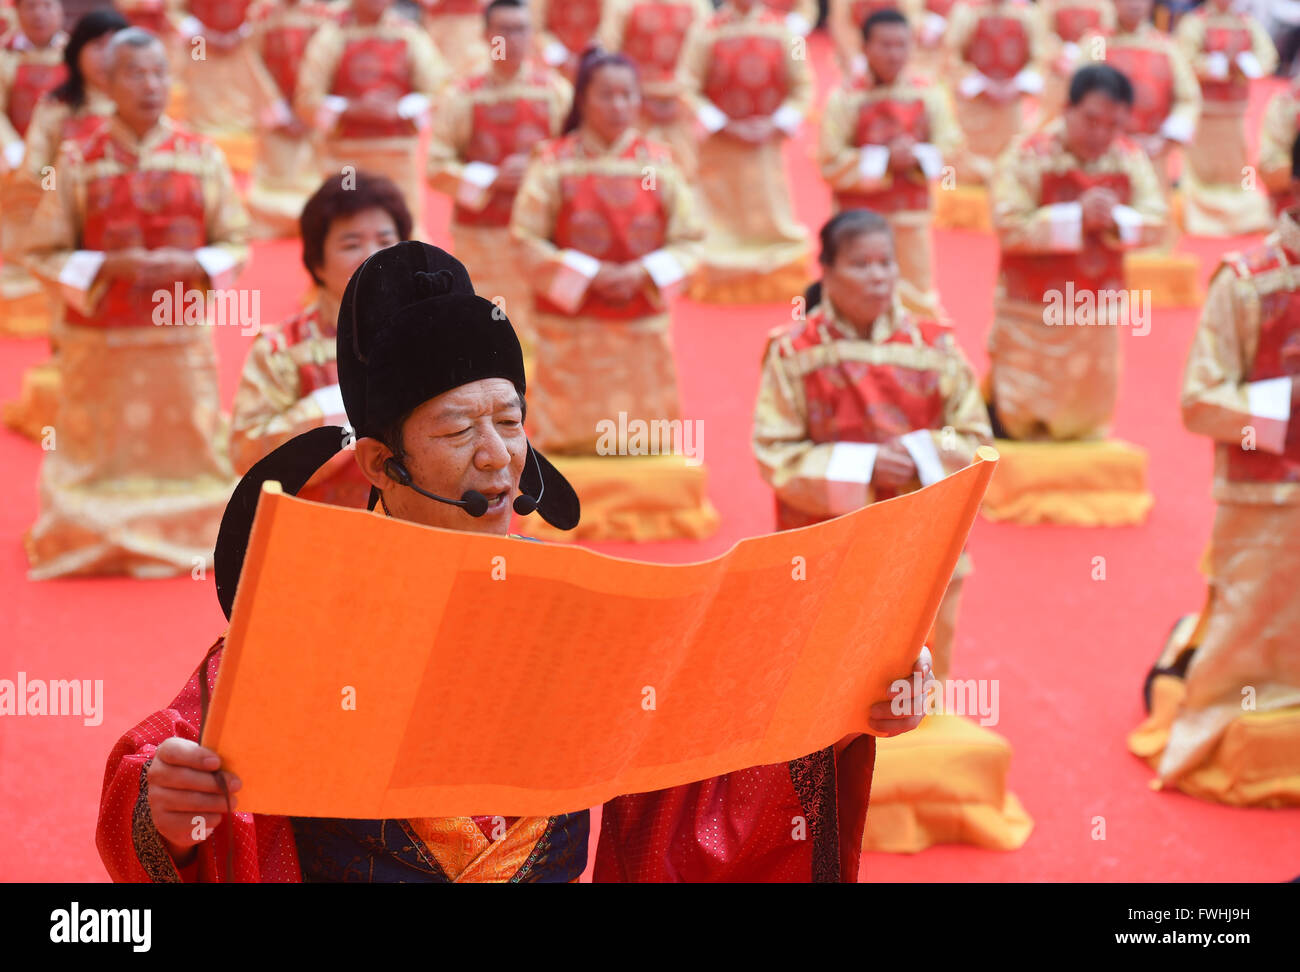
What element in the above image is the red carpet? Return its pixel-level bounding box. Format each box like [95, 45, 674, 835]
[2, 33, 1298, 881]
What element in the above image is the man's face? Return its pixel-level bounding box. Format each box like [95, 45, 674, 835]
[865, 23, 911, 84]
[1114, 0, 1151, 30]
[108, 42, 169, 133]
[362, 378, 528, 535]
[486, 5, 531, 66]
[1063, 90, 1129, 162]
[17, 0, 62, 46]
[315, 207, 402, 301]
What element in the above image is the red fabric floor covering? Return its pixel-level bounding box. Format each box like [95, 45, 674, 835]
[1, 34, 1297, 882]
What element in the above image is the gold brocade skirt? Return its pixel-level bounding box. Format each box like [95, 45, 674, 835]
[422, 13, 489, 81]
[526, 308, 681, 455]
[692, 132, 809, 300]
[247, 129, 324, 240]
[25, 323, 237, 579]
[450, 222, 534, 353]
[988, 297, 1121, 441]
[177, 44, 265, 135]
[1140, 502, 1300, 797]
[953, 94, 1024, 187]
[1182, 106, 1273, 237]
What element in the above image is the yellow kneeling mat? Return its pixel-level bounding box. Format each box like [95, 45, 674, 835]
[932, 185, 992, 233]
[1125, 250, 1202, 308]
[0, 289, 50, 339]
[687, 260, 809, 305]
[522, 454, 720, 543]
[213, 133, 257, 175]
[863, 713, 1033, 853]
[2, 358, 59, 441]
[981, 437, 1153, 526]
[1130, 675, 1300, 807]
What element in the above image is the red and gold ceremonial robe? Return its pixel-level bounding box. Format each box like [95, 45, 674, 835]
[510, 126, 701, 453]
[1037, 0, 1113, 121]
[751, 298, 989, 671]
[598, 0, 710, 175]
[175, 0, 280, 144]
[1259, 79, 1300, 216]
[945, 0, 1046, 186]
[1081, 21, 1200, 204]
[989, 120, 1166, 441]
[0, 28, 67, 313]
[295, 6, 446, 235]
[230, 300, 374, 509]
[427, 61, 570, 349]
[1174, 5, 1276, 236]
[1128, 210, 1300, 807]
[416, 0, 488, 80]
[22, 116, 247, 579]
[245, 0, 338, 237]
[680, 1, 813, 302]
[818, 70, 961, 318]
[98, 638, 591, 881]
[532, 0, 603, 78]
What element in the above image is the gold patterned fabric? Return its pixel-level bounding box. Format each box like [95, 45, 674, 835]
[988, 119, 1166, 440]
[945, 0, 1047, 186]
[679, 2, 813, 301]
[174, 2, 281, 138]
[295, 8, 448, 235]
[426, 62, 570, 349]
[1258, 81, 1300, 213]
[1037, 0, 1114, 122]
[1175, 7, 1276, 236]
[419, 3, 489, 81]
[510, 127, 702, 452]
[20, 115, 247, 579]
[818, 71, 961, 319]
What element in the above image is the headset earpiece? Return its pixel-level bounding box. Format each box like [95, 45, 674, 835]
[383, 457, 412, 487]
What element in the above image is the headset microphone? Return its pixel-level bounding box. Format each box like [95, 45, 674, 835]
[384, 458, 490, 517]
[512, 447, 545, 516]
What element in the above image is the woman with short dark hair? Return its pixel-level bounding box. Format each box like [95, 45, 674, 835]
[230, 170, 411, 508]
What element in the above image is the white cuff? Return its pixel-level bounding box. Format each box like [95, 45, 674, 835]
[772, 104, 803, 136]
[922, 12, 947, 44]
[850, 53, 868, 78]
[697, 100, 728, 134]
[899, 429, 946, 486]
[396, 92, 430, 122]
[547, 248, 600, 312]
[1246, 377, 1292, 453]
[308, 383, 346, 421]
[1046, 202, 1083, 250]
[957, 71, 988, 98]
[2, 141, 23, 171]
[456, 161, 498, 210]
[261, 98, 294, 130]
[641, 249, 685, 290]
[1206, 51, 1229, 80]
[1236, 50, 1262, 78]
[1013, 68, 1043, 95]
[59, 250, 105, 315]
[785, 12, 811, 35]
[1111, 204, 1144, 246]
[316, 95, 347, 132]
[179, 14, 203, 37]
[913, 142, 943, 180]
[825, 442, 879, 484]
[1158, 113, 1195, 144]
[542, 40, 569, 67]
[1060, 41, 1081, 64]
[195, 246, 238, 290]
[859, 144, 890, 180]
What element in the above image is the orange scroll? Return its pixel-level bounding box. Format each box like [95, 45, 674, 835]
[202, 449, 998, 818]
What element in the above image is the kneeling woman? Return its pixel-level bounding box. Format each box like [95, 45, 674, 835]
[752, 210, 1033, 853]
[510, 48, 716, 540]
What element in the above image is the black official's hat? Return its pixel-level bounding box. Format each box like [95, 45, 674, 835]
[214, 242, 580, 620]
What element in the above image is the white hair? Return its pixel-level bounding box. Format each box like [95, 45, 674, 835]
[105, 27, 165, 72]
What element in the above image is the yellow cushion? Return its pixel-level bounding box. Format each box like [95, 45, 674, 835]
[863, 714, 1034, 853]
[0, 289, 50, 339]
[932, 185, 993, 233]
[1125, 250, 1202, 308]
[2, 358, 59, 442]
[981, 437, 1153, 526]
[524, 454, 720, 543]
